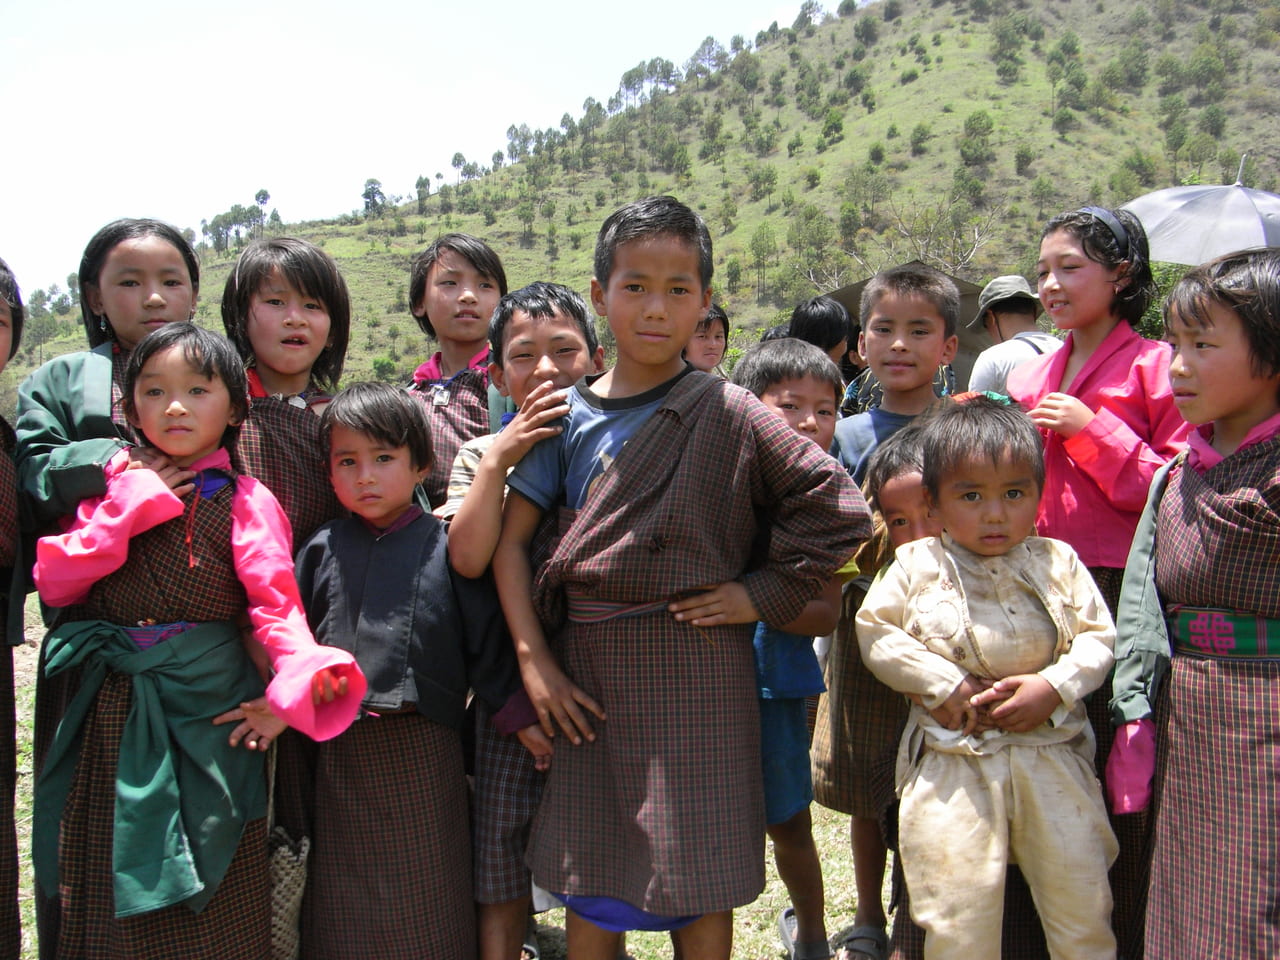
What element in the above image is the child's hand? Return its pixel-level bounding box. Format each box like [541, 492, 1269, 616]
[520, 654, 606, 745]
[312, 668, 350, 705]
[517, 724, 554, 772]
[127, 447, 195, 496]
[668, 581, 760, 627]
[1028, 392, 1094, 438]
[930, 674, 994, 736]
[972, 674, 1062, 732]
[489, 380, 570, 471]
[213, 697, 287, 751]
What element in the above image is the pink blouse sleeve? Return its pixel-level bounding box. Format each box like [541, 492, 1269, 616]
[230, 476, 366, 741]
[33, 451, 184, 607]
[1061, 349, 1190, 513]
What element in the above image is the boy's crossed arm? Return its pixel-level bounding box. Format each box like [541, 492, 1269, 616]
[493, 491, 606, 746]
[447, 379, 570, 578]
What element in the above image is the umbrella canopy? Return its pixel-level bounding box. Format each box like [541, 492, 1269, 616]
[1121, 182, 1280, 266]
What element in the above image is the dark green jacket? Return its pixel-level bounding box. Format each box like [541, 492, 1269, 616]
[15, 343, 130, 532]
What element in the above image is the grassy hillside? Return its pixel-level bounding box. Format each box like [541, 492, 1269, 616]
[6, 0, 1277, 416]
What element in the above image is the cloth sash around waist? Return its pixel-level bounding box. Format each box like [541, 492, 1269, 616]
[1168, 605, 1280, 660]
[34, 619, 267, 917]
[565, 589, 668, 624]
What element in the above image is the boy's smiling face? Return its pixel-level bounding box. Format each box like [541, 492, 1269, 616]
[858, 292, 957, 413]
[591, 237, 710, 384]
[491, 308, 606, 406]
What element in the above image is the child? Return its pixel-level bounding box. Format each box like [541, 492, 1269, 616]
[439, 281, 604, 960]
[684, 302, 729, 374]
[0, 259, 23, 958]
[814, 264, 957, 960]
[731, 338, 851, 960]
[30, 323, 364, 959]
[408, 233, 508, 508]
[1109, 249, 1280, 957]
[17, 218, 201, 532]
[492, 196, 868, 959]
[15, 218, 203, 951]
[831, 265, 959, 483]
[858, 398, 1118, 959]
[1006, 206, 1188, 957]
[293, 382, 539, 960]
[788, 294, 854, 366]
[812, 424, 934, 960]
[221, 237, 349, 545]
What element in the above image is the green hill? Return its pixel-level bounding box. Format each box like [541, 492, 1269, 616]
[7, 0, 1278, 415]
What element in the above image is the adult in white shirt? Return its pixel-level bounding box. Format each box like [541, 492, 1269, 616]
[966, 275, 1062, 395]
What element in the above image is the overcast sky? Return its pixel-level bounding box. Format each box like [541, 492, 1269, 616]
[1, 0, 799, 296]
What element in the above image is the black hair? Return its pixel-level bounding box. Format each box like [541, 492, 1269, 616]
[489, 281, 599, 367]
[696, 302, 730, 338]
[864, 420, 928, 514]
[1041, 207, 1155, 326]
[409, 233, 508, 339]
[593, 196, 713, 292]
[80, 219, 200, 347]
[1164, 247, 1280, 395]
[760, 323, 791, 342]
[920, 396, 1045, 500]
[730, 338, 843, 406]
[789, 295, 852, 352]
[220, 238, 351, 392]
[860, 264, 960, 337]
[0, 258, 25, 359]
[122, 323, 249, 446]
[320, 381, 433, 471]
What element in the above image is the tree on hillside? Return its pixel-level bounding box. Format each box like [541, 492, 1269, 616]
[878, 194, 1006, 275]
[684, 36, 727, 88]
[451, 152, 466, 184]
[853, 15, 879, 46]
[750, 222, 778, 303]
[255, 189, 270, 237]
[362, 179, 386, 217]
[415, 175, 431, 214]
[792, 1, 821, 34]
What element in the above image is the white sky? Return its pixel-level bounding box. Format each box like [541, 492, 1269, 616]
[1, 0, 798, 296]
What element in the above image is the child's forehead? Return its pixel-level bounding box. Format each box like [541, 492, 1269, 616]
[866, 291, 946, 327]
[138, 345, 210, 377]
[945, 450, 1039, 484]
[609, 237, 703, 283]
[429, 248, 491, 279]
[876, 470, 927, 508]
[256, 265, 293, 292]
[505, 309, 589, 345]
[327, 424, 402, 451]
[765, 373, 839, 403]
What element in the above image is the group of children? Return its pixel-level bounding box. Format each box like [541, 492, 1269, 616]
[0, 193, 1272, 960]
